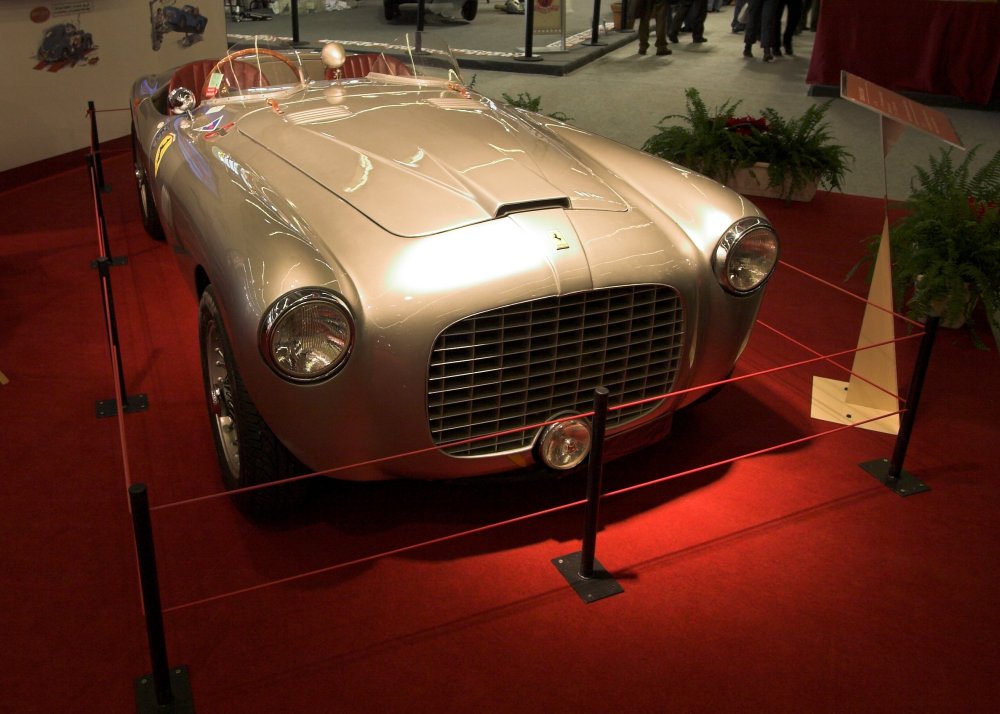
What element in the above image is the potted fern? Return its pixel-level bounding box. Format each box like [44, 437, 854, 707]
[641, 88, 852, 202]
[877, 146, 1000, 342]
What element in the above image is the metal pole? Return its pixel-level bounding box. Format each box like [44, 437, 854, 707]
[87, 101, 107, 192]
[291, 0, 301, 44]
[128, 484, 173, 707]
[579, 387, 609, 579]
[86, 154, 113, 261]
[417, 0, 426, 33]
[517, 0, 543, 61]
[886, 315, 939, 482]
[587, 0, 603, 45]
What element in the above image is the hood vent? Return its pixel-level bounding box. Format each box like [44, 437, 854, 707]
[495, 198, 571, 218]
[288, 105, 353, 125]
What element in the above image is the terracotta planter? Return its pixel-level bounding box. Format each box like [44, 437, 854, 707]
[726, 162, 818, 202]
[611, 2, 635, 31]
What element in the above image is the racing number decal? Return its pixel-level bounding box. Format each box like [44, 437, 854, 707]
[154, 133, 174, 177]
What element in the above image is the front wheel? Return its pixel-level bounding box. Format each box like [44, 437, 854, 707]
[131, 123, 165, 241]
[199, 285, 305, 516]
[461, 0, 478, 20]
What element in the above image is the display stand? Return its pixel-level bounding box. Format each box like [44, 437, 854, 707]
[810, 72, 963, 437]
[552, 388, 624, 603]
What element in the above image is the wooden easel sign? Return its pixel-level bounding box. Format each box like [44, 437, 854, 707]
[810, 72, 963, 434]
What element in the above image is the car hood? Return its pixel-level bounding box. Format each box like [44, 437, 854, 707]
[237, 88, 628, 237]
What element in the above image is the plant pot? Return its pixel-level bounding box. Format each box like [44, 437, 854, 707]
[726, 162, 818, 202]
[611, 3, 635, 31]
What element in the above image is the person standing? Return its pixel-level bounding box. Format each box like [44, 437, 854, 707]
[743, 0, 780, 61]
[669, 0, 708, 43]
[634, 0, 673, 56]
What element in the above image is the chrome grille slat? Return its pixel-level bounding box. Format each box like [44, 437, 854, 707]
[427, 285, 684, 456]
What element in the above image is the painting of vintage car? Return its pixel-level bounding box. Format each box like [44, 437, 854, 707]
[37, 23, 94, 63]
[150, 2, 208, 51]
[129, 37, 779, 513]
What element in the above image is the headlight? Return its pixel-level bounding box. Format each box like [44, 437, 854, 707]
[260, 289, 354, 382]
[713, 217, 779, 294]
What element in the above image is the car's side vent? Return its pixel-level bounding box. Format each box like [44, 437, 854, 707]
[288, 106, 353, 124]
[495, 198, 571, 218]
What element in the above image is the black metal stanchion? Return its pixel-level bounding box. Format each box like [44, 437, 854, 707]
[553, 387, 624, 603]
[87, 101, 109, 193]
[516, 0, 544, 62]
[94, 252, 148, 417]
[860, 315, 938, 496]
[617, 0, 632, 33]
[86, 153, 125, 267]
[290, 0, 304, 46]
[86, 151, 147, 417]
[129, 484, 195, 713]
[583, 0, 609, 46]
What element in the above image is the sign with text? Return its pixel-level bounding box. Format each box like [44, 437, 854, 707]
[534, 0, 564, 35]
[840, 71, 963, 148]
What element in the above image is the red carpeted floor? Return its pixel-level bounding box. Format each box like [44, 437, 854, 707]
[2, 148, 999, 713]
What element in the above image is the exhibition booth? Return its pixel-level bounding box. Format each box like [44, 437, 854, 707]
[3, 2, 1000, 712]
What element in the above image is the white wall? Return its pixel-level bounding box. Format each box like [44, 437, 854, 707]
[0, 1, 227, 172]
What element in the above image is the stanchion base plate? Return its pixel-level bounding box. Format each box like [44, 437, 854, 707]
[134, 665, 195, 713]
[97, 393, 149, 418]
[515, 55, 545, 62]
[552, 552, 624, 604]
[90, 256, 128, 268]
[861, 458, 931, 497]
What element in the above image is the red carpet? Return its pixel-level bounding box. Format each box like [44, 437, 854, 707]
[2, 150, 999, 713]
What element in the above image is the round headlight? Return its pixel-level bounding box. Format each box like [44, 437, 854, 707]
[260, 289, 354, 382]
[713, 217, 779, 294]
[537, 417, 593, 471]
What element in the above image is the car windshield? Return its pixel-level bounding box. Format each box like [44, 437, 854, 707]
[201, 36, 307, 104]
[322, 35, 464, 89]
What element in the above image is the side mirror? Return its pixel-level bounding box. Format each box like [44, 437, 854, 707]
[168, 87, 196, 115]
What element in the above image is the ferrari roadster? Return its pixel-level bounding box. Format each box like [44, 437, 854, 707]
[129, 36, 778, 512]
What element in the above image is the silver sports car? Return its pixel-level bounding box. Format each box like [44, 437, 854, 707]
[130, 36, 779, 512]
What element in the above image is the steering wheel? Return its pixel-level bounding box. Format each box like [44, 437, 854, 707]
[203, 47, 302, 100]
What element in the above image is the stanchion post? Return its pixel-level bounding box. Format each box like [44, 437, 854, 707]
[860, 316, 938, 496]
[129, 484, 194, 712]
[94, 250, 149, 417]
[87, 100, 109, 193]
[583, 0, 608, 46]
[290, 0, 301, 45]
[516, 0, 544, 62]
[579, 386, 609, 578]
[552, 387, 624, 603]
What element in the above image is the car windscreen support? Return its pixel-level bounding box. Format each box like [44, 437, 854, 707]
[552, 387, 624, 603]
[860, 315, 937, 496]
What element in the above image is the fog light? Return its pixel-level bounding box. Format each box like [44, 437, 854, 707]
[537, 418, 592, 471]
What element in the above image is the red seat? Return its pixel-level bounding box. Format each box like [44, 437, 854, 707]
[325, 53, 412, 80]
[168, 58, 268, 105]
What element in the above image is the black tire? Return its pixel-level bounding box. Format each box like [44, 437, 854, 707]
[461, 0, 478, 20]
[384, 0, 400, 20]
[131, 123, 165, 241]
[199, 285, 305, 516]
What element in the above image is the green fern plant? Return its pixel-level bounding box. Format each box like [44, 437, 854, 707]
[641, 88, 852, 200]
[756, 103, 851, 197]
[641, 88, 754, 186]
[502, 91, 572, 123]
[883, 146, 1000, 344]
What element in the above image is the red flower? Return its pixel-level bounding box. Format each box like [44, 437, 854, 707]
[967, 195, 998, 222]
[725, 115, 769, 136]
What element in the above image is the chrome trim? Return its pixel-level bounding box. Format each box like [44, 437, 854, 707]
[258, 289, 355, 382]
[712, 216, 780, 295]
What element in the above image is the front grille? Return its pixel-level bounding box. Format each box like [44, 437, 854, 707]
[427, 285, 685, 456]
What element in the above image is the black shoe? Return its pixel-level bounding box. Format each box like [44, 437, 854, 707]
[656, 47, 672, 56]
[638, 44, 648, 55]
[693, 36, 707, 43]
[763, 49, 774, 62]
[783, 41, 793, 55]
[743, 43, 753, 58]
[668, 34, 679, 43]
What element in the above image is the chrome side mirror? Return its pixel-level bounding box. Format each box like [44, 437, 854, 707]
[168, 87, 196, 115]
